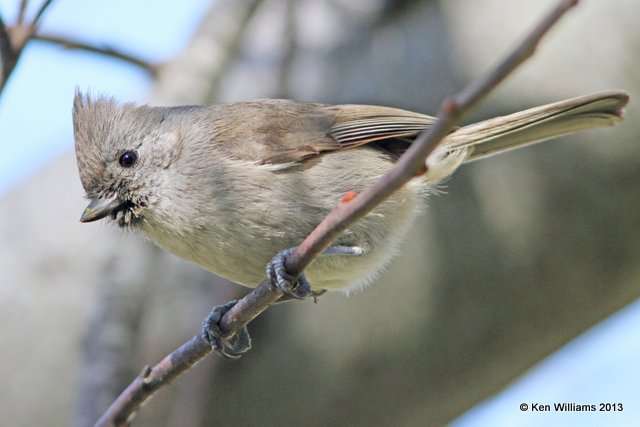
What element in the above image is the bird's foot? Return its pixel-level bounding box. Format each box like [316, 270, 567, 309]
[201, 300, 252, 359]
[267, 248, 312, 299]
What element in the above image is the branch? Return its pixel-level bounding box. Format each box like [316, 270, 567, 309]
[0, 0, 56, 95]
[30, 0, 52, 27]
[29, 32, 158, 76]
[286, 0, 580, 272]
[17, 0, 29, 26]
[0, 14, 18, 93]
[95, 0, 579, 425]
[2, 0, 156, 96]
[18, 0, 55, 49]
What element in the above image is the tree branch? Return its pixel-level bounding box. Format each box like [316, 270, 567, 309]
[29, 32, 158, 76]
[17, 0, 29, 25]
[95, 0, 579, 425]
[15, 0, 55, 50]
[0, 0, 56, 95]
[2, 0, 156, 97]
[30, 0, 52, 28]
[0, 14, 18, 93]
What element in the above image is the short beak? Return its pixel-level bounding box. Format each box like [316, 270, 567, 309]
[80, 196, 124, 223]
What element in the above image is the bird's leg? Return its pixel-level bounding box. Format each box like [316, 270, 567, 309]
[202, 245, 364, 357]
[201, 300, 251, 359]
[267, 245, 365, 299]
[266, 248, 311, 299]
[322, 245, 365, 256]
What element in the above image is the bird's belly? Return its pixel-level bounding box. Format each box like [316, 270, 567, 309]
[141, 147, 428, 292]
[141, 183, 424, 293]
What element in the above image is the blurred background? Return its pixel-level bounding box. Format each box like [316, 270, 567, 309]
[0, 0, 638, 426]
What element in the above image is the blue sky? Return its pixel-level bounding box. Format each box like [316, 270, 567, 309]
[0, 1, 637, 425]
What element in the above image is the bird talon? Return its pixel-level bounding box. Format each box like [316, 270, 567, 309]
[201, 300, 252, 359]
[267, 248, 312, 299]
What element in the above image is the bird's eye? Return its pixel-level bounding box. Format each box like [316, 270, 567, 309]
[118, 150, 138, 168]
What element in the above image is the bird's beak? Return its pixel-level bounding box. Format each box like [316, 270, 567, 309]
[80, 196, 124, 223]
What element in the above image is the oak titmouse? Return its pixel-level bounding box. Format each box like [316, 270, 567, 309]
[74, 91, 628, 295]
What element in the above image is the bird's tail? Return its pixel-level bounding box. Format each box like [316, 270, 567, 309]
[445, 90, 629, 162]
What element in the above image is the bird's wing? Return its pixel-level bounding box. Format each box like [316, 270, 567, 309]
[324, 104, 436, 148]
[211, 99, 437, 166]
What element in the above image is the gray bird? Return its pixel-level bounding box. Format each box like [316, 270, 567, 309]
[73, 90, 628, 356]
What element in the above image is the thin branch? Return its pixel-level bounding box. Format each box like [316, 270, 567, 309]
[28, 0, 53, 35]
[17, 0, 29, 26]
[0, 0, 55, 95]
[2, 0, 156, 97]
[285, 0, 580, 273]
[30, 32, 159, 76]
[94, 337, 212, 427]
[95, 0, 579, 425]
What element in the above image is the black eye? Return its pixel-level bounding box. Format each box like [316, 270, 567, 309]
[118, 150, 138, 168]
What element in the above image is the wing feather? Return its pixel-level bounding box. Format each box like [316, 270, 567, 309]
[212, 100, 437, 166]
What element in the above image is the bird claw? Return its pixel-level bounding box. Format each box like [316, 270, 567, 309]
[266, 248, 312, 299]
[201, 300, 252, 359]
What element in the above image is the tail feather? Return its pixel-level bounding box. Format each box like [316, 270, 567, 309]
[443, 91, 629, 162]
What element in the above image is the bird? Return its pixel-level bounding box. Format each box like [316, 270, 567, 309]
[73, 90, 628, 356]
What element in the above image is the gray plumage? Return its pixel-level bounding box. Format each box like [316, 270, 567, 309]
[73, 90, 628, 292]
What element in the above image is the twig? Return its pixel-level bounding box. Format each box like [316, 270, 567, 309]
[94, 337, 212, 427]
[18, 0, 55, 47]
[30, 0, 52, 28]
[17, 0, 29, 25]
[30, 32, 158, 76]
[0, 0, 56, 95]
[1, 0, 157, 96]
[285, 0, 580, 272]
[95, 0, 579, 425]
